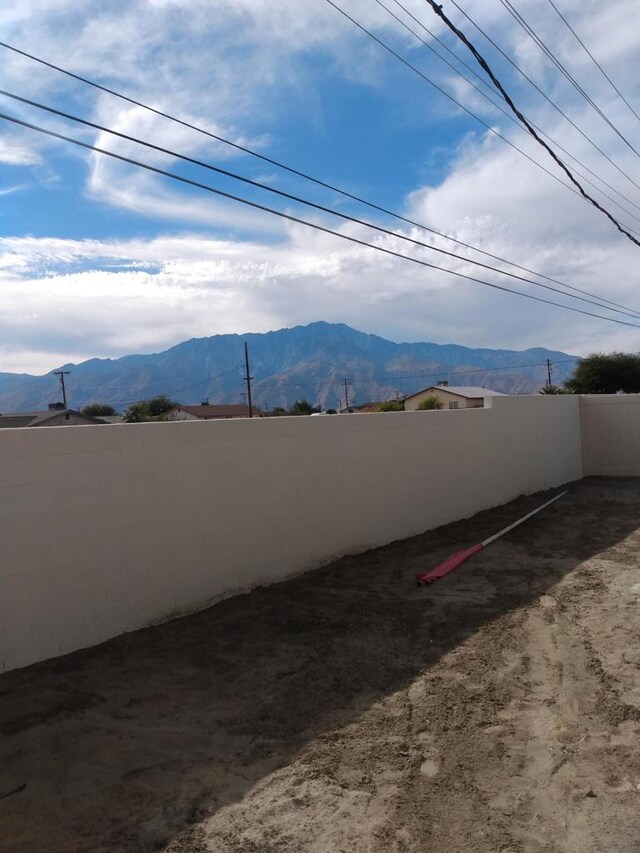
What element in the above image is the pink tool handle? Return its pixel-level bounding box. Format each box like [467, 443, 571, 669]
[414, 542, 484, 586]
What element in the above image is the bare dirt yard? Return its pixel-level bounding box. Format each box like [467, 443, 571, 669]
[2, 477, 640, 853]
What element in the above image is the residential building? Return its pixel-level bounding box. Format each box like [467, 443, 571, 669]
[0, 404, 109, 428]
[164, 404, 252, 421]
[404, 381, 506, 410]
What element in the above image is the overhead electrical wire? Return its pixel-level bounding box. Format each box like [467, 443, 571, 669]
[447, 0, 640, 196]
[325, 0, 614, 208]
[371, 356, 579, 382]
[389, 0, 498, 96]
[423, 0, 640, 248]
[68, 364, 244, 408]
[376, 0, 512, 111]
[496, 0, 640, 158]
[2, 109, 639, 330]
[252, 357, 580, 390]
[326, 0, 640, 242]
[70, 363, 245, 408]
[5, 89, 640, 321]
[545, 0, 640, 126]
[2, 40, 639, 317]
[376, 0, 640, 222]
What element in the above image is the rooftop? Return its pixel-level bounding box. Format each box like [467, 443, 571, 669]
[0, 409, 107, 428]
[406, 385, 507, 399]
[2, 477, 639, 852]
[171, 404, 252, 419]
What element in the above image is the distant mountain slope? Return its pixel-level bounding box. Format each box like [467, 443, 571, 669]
[0, 322, 577, 412]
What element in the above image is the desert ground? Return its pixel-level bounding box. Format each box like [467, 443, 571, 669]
[2, 477, 640, 852]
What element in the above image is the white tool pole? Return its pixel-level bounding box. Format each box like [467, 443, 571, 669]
[481, 491, 568, 547]
[415, 490, 568, 586]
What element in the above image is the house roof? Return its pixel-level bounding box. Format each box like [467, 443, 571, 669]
[405, 386, 506, 401]
[172, 404, 251, 419]
[0, 414, 38, 429]
[0, 409, 107, 428]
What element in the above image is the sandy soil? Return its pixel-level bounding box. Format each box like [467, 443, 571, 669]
[2, 477, 640, 853]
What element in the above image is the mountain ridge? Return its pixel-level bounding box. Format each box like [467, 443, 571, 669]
[0, 321, 577, 412]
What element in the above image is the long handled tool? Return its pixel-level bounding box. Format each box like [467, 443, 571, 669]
[415, 490, 568, 586]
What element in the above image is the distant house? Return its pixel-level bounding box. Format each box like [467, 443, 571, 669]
[0, 404, 109, 428]
[164, 404, 252, 421]
[404, 381, 506, 411]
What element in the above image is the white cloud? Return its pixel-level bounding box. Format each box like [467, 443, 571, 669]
[1, 212, 639, 375]
[0, 134, 41, 165]
[1, 0, 640, 375]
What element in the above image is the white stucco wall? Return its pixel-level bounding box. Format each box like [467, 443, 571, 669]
[581, 395, 640, 476]
[1, 395, 583, 672]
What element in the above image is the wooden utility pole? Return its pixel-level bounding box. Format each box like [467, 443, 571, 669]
[53, 370, 70, 408]
[343, 377, 350, 411]
[546, 359, 553, 387]
[244, 342, 253, 418]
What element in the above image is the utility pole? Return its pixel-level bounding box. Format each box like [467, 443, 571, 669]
[244, 342, 253, 418]
[546, 359, 553, 388]
[53, 370, 70, 408]
[343, 377, 350, 411]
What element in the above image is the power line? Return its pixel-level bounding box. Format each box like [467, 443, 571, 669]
[325, 0, 601, 206]
[389, 0, 497, 96]
[3, 110, 640, 329]
[327, 0, 640, 242]
[375, 0, 640, 223]
[72, 363, 243, 408]
[448, 0, 640, 197]
[5, 89, 640, 321]
[544, 0, 640, 126]
[2, 41, 639, 315]
[252, 357, 579, 389]
[497, 0, 640, 158]
[376, 0, 511, 112]
[424, 0, 640, 248]
[370, 357, 579, 382]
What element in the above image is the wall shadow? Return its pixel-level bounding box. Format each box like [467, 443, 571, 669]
[1, 476, 639, 852]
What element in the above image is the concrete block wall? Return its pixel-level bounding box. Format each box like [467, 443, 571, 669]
[581, 395, 640, 476]
[0, 395, 583, 672]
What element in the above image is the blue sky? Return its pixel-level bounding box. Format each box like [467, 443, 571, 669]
[1, 0, 639, 373]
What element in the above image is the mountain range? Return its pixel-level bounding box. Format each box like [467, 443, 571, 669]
[0, 322, 577, 413]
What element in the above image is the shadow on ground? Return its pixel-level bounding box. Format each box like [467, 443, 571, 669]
[1, 477, 639, 852]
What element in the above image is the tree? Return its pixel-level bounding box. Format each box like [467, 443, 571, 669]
[538, 385, 568, 395]
[82, 403, 116, 416]
[564, 353, 640, 394]
[377, 400, 405, 412]
[289, 398, 320, 415]
[146, 395, 178, 417]
[122, 402, 150, 423]
[417, 396, 444, 410]
[122, 395, 179, 423]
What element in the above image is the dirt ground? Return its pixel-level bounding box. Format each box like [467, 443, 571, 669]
[2, 477, 640, 853]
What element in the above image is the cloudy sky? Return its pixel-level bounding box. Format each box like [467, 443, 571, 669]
[1, 0, 640, 374]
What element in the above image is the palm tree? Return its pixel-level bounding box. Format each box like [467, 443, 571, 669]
[538, 384, 568, 395]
